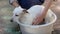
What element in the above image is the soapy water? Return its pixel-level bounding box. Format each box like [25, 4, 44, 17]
[12, 5, 46, 25]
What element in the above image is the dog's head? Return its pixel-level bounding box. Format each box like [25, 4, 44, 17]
[10, 9, 29, 22]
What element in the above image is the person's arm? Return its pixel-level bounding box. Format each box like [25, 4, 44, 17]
[32, 0, 53, 25]
[9, 0, 20, 7]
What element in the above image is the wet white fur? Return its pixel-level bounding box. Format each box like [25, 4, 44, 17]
[12, 5, 44, 25]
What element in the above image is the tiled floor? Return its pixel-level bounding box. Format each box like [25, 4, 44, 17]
[0, 0, 60, 34]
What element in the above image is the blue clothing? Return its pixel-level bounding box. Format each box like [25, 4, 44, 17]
[17, 0, 44, 9]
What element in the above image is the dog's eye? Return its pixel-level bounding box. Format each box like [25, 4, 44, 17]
[15, 15, 19, 16]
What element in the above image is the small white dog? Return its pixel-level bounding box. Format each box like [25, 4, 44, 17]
[11, 5, 44, 25]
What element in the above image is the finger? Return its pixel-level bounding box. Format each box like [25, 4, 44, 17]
[32, 20, 38, 25]
[33, 20, 41, 25]
[33, 21, 39, 25]
[32, 17, 40, 25]
[32, 22, 36, 25]
[32, 22, 38, 25]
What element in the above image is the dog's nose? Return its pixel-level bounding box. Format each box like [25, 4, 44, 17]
[10, 19, 13, 22]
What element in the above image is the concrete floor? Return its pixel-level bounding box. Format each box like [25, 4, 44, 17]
[0, 0, 60, 34]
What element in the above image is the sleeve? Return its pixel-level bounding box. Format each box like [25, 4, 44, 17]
[9, 0, 17, 5]
[39, 0, 45, 5]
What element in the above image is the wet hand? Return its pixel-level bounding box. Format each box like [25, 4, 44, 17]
[32, 15, 43, 25]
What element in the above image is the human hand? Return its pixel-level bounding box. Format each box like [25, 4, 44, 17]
[32, 15, 44, 25]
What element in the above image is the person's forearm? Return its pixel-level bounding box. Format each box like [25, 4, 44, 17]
[40, 0, 52, 17]
[37, 0, 52, 23]
[43, 0, 52, 12]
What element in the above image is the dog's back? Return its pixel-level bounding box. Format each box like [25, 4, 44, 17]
[19, 5, 45, 25]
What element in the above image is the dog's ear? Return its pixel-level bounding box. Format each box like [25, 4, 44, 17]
[23, 9, 29, 13]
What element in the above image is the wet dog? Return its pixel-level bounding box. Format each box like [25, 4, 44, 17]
[11, 5, 45, 25]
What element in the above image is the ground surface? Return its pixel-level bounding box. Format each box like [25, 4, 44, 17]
[0, 0, 60, 34]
